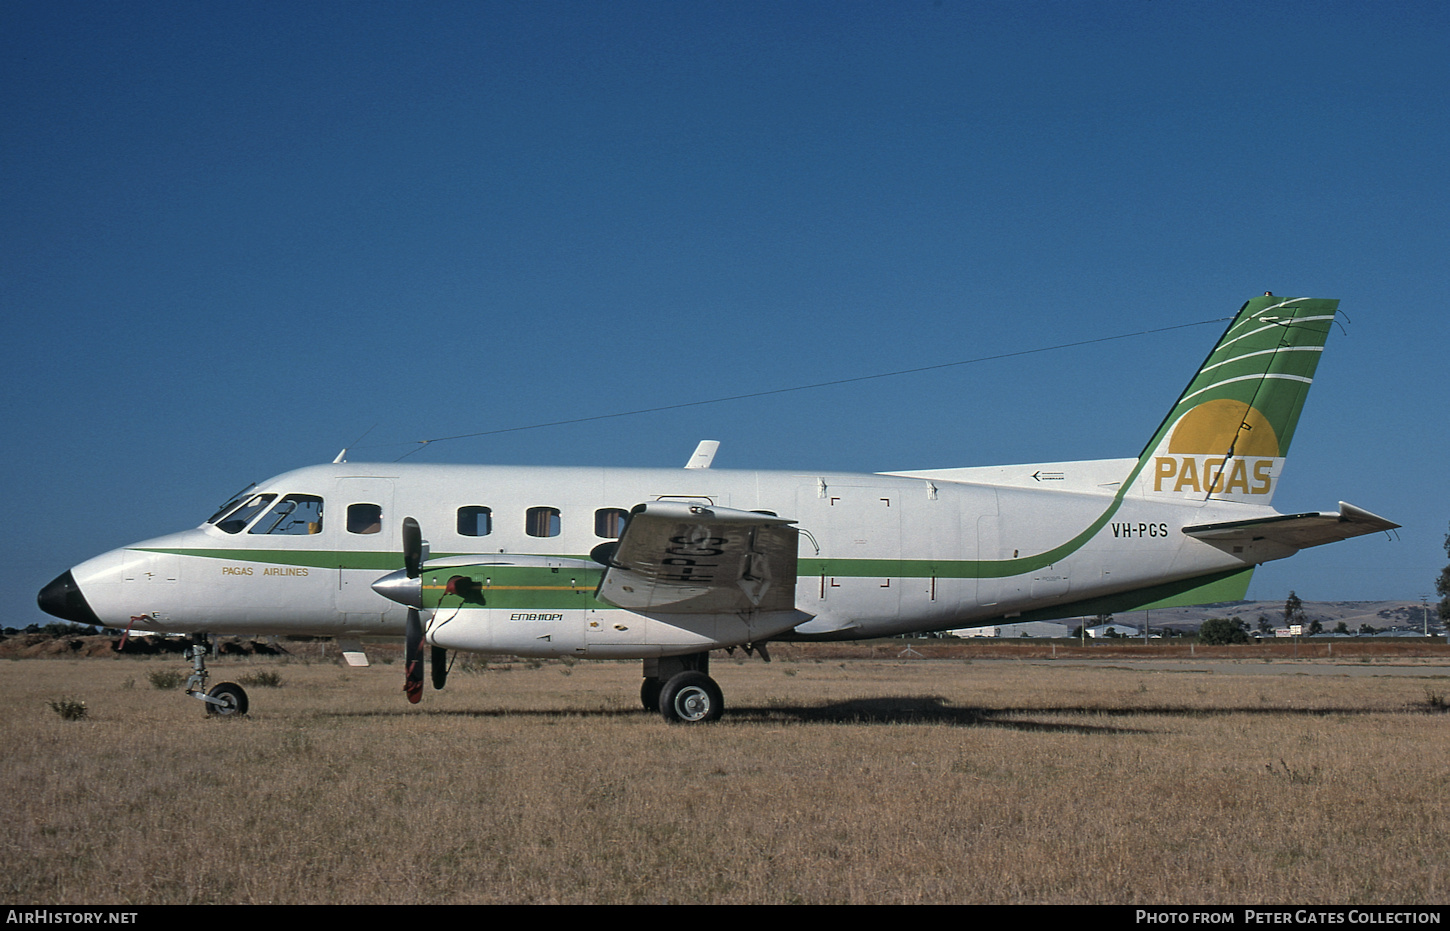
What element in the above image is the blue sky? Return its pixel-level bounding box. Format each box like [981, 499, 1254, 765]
[5, 1, 1446, 628]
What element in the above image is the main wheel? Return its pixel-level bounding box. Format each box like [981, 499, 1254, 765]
[640, 678, 662, 712]
[659, 672, 723, 724]
[206, 681, 249, 716]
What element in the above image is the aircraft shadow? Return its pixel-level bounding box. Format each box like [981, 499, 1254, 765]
[728, 697, 1149, 733]
[318, 697, 1426, 733]
[725, 698, 1413, 731]
[320, 701, 1140, 734]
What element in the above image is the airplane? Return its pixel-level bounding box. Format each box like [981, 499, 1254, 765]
[37, 294, 1399, 722]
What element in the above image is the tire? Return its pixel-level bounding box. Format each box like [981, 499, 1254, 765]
[206, 682, 249, 716]
[640, 678, 662, 712]
[659, 672, 723, 724]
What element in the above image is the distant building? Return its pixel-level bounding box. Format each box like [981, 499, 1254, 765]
[1085, 624, 1141, 639]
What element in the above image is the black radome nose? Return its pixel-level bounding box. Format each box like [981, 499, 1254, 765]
[37, 571, 102, 626]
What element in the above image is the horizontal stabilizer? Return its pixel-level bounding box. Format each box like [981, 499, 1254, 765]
[1183, 502, 1399, 551]
[597, 501, 799, 614]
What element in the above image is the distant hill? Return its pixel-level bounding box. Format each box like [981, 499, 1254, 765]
[1101, 600, 1442, 635]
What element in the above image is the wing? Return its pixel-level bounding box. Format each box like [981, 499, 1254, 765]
[595, 501, 799, 613]
[1183, 501, 1399, 550]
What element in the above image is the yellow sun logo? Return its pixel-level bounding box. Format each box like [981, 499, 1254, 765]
[1167, 399, 1280, 458]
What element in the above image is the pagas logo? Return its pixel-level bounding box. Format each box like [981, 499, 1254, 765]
[1152, 399, 1279, 496]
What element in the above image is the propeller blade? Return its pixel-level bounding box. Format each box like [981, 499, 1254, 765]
[403, 517, 423, 579]
[404, 607, 424, 704]
[431, 646, 448, 690]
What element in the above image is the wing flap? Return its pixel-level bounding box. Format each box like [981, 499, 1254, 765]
[596, 502, 799, 614]
[1183, 501, 1399, 550]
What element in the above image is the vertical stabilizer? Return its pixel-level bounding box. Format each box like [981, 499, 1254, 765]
[1131, 295, 1338, 505]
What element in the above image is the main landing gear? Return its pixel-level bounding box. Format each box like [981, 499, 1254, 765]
[641, 652, 724, 724]
[184, 633, 249, 717]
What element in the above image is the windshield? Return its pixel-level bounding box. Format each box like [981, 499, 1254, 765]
[206, 483, 257, 525]
[249, 495, 324, 535]
[212, 494, 276, 534]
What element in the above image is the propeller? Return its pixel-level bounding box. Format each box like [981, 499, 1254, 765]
[402, 517, 425, 704]
[369, 521, 443, 704]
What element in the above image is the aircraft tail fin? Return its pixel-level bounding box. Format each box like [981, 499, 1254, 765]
[1129, 295, 1339, 506]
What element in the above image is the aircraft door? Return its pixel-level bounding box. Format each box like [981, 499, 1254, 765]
[976, 523, 1031, 607]
[333, 478, 399, 627]
[795, 482, 903, 623]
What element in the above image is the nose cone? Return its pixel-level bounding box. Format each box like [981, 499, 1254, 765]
[38, 571, 103, 626]
[371, 569, 421, 608]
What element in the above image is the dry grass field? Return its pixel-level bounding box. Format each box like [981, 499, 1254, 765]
[3, 647, 1447, 905]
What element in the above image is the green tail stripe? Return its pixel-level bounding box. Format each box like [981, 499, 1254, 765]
[1137, 295, 1338, 459]
[981, 567, 1255, 625]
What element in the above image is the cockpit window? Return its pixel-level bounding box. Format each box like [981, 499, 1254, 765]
[207, 483, 257, 525]
[213, 494, 276, 534]
[248, 494, 324, 535]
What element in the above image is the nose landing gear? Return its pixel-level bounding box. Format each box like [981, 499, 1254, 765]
[184, 633, 249, 717]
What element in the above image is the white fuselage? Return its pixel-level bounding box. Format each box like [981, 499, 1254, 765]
[60, 458, 1271, 657]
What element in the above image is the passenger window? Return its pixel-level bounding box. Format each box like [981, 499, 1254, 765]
[594, 508, 628, 538]
[214, 494, 276, 534]
[249, 494, 324, 535]
[348, 503, 383, 535]
[457, 506, 492, 537]
[526, 507, 561, 538]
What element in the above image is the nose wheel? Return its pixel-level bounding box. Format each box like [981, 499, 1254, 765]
[204, 681, 249, 716]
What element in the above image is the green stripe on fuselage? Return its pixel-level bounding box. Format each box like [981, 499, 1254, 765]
[133, 547, 407, 570]
[422, 565, 604, 611]
[139, 542, 1148, 593]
